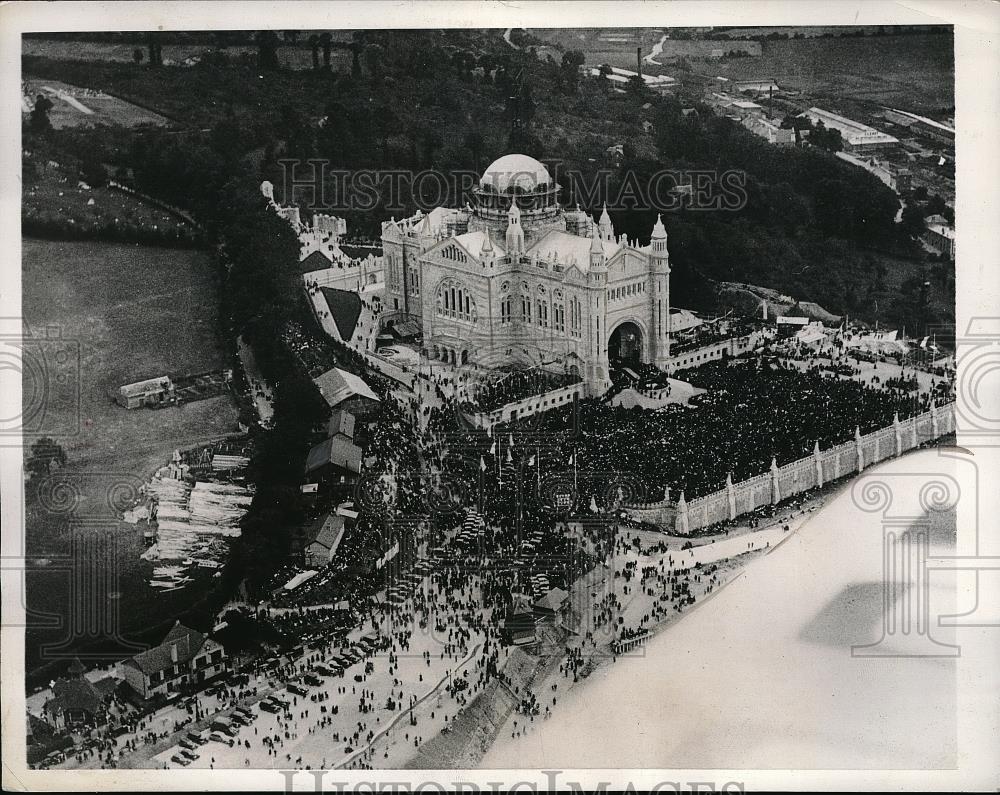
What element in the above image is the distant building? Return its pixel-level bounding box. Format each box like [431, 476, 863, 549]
[924, 221, 955, 259]
[734, 79, 779, 95]
[805, 107, 899, 154]
[117, 376, 174, 409]
[706, 92, 763, 119]
[121, 621, 227, 701]
[834, 151, 911, 193]
[742, 114, 795, 146]
[884, 108, 954, 146]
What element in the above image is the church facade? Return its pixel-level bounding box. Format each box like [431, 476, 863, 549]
[380, 154, 672, 395]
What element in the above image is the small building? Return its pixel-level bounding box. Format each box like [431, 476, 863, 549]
[804, 107, 899, 154]
[388, 320, 421, 343]
[532, 587, 570, 619]
[121, 621, 227, 701]
[327, 409, 356, 440]
[742, 115, 795, 146]
[503, 607, 536, 646]
[42, 658, 117, 731]
[776, 316, 810, 338]
[313, 367, 380, 415]
[924, 222, 955, 259]
[304, 513, 348, 568]
[734, 79, 779, 95]
[117, 376, 174, 409]
[304, 434, 363, 484]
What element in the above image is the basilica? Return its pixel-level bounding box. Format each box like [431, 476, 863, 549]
[380, 154, 672, 395]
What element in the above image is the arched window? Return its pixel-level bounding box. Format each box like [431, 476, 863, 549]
[436, 279, 476, 323]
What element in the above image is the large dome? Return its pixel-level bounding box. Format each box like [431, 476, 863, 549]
[479, 154, 551, 193]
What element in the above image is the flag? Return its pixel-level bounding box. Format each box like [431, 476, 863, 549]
[508, 433, 514, 449]
[568, 453, 575, 465]
[486, 423, 493, 439]
[589, 496, 598, 513]
[490, 440, 497, 457]
[506, 448, 513, 463]
[479, 456, 486, 472]
[528, 454, 535, 466]
[919, 336, 928, 349]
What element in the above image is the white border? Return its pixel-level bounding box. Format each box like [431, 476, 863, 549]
[2, 1, 998, 791]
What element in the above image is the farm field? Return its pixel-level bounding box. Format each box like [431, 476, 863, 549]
[532, 28, 752, 74]
[22, 78, 169, 128]
[22, 239, 238, 681]
[22, 37, 354, 71]
[701, 33, 954, 117]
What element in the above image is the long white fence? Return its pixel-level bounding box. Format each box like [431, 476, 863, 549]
[626, 401, 956, 534]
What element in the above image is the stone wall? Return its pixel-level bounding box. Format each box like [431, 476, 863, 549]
[625, 402, 955, 534]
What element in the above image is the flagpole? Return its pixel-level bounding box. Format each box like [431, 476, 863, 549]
[536, 447, 540, 497]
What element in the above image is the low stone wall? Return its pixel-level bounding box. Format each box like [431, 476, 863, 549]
[626, 402, 956, 534]
[666, 330, 770, 373]
[462, 382, 585, 430]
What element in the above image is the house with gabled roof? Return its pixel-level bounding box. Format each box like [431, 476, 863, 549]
[120, 621, 227, 701]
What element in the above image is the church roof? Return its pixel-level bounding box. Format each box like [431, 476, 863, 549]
[319, 287, 363, 342]
[480, 154, 551, 193]
[453, 230, 505, 258]
[527, 230, 619, 270]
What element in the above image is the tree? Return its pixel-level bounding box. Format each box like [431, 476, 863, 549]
[28, 95, 53, 134]
[145, 32, 163, 67]
[308, 34, 320, 70]
[900, 203, 927, 239]
[256, 30, 280, 71]
[27, 437, 66, 485]
[320, 33, 332, 70]
[80, 157, 108, 188]
[559, 50, 585, 94]
[463, 129, 485, 173]
[132, 48, 143, 65]
[809, 120, 843, 153]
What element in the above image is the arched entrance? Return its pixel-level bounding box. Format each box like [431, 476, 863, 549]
[609, 321, 643, 368]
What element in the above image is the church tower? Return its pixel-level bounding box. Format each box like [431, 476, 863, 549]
[649, 214, 671, 369]
[505, 200, 524, 256]
[588, 224, 610, 393]
[598, 203, 614, 241]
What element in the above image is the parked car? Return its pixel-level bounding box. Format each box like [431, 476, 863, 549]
[170, 754, 192, 766]
[302, 674, 322, 687]
[287, 683, 309, 697]
[209, 732, 235, 746]
[180, 748, 200, 761]
[179, 738, 199, 751]
[186, 730, 207, 745]
[259, 700, 279, 713]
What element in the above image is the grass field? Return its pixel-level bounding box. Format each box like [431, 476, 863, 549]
[23, 77, 170, 128]
[22, 239, 238, 678]
[23, 159, 196, 244]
